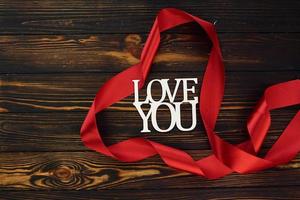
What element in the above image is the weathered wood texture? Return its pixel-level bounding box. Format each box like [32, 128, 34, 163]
[0, 152, 300, 190]
[0, 33, 299, 73]
[1, 110, 298, 152]
[1, 188, 300, 200]
[1, 72, 299, 152]
[0, 0, 300, 34]
[1, 0, 300, 199]
[1, 72, 299, 113]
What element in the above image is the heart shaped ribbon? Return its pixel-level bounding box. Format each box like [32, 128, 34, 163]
[81, 8, 300, 179]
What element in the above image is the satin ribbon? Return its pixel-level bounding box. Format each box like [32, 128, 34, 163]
[81, 8, 300, 179]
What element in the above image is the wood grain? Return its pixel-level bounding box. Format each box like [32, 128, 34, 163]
[1, 188, 300, 200]
[1, 72, 298, 152]
[1, 71, 299, 113]
[0, 186, 300, 200]
[0, 151, 299, 190]
[0, 0, 300, 34]
[0, 110, 298, 152]
[0, 33, 299, 73]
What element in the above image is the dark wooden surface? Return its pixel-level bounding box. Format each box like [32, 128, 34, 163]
[0, 1, 300, 199]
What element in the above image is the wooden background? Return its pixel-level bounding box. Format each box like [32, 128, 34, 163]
[1, 1, 300, 199]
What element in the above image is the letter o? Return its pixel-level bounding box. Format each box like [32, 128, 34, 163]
[146, 79, 166, 103]
[151, 102, 176, 133]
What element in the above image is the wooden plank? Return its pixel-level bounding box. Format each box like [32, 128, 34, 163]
[1, 71, 298, 113]
[1, 187, 300, 199]
[0, 0, 300, 34]
[0, 151, 299, 190]
[0, 110, 297, 151]
[1, 72, 298, 151]
[0, 33, 299, 73]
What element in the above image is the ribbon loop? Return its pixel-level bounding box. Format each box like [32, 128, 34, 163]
[81, 8, 300, 179]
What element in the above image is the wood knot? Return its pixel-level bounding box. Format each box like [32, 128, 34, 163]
[125, 34, 142, 45]
[124, 34, 142, 58]
[53, 166, 72, 181]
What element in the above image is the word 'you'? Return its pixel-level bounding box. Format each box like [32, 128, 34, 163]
[133, 78, 198, 133]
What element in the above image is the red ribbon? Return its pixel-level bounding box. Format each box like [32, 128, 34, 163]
[81, 8, 300, 179]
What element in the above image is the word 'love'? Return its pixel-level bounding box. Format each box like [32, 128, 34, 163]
[133, 78, 198, 133]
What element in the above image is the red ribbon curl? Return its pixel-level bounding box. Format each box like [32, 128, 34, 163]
[81, 8, 300, 179]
